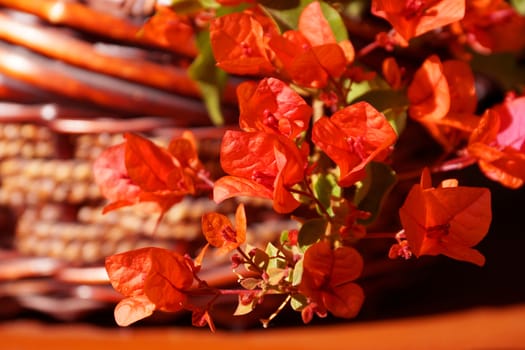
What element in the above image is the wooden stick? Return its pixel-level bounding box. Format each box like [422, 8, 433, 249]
[0, 12, 196, 97]
[0, 73, 63, 103]
[0, 102, 188, 133]
[0, 42, 236, 124]
[0, 0, 197, 57]
[0, 12, 238, 104]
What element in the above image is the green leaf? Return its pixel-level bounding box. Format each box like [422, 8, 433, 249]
[198, 0, 220, 9]
[249, 247, 270, 271]
[215, 2, 252, 16]
[188, 30, 227, 125]
[267, 267, 287, 285]
[265, 242, 286, 269]
[233, 295, 257, 316]
[353, 89, 409, 113]
[298, 218, 327, 251]
[312, 173, 341, 216]
[280, 230, 290, 244]
[354, 162, 396, 225]
[265, 242, 280, 258]
[240, 277, 261, 290]
[319, 1, 348, 42]
[167, 0, 204, 13]
[291, 293, 308, 311]
[292, 257, 304, 286]
[384, 107, 407, 136]
[511, 0, 525, 15]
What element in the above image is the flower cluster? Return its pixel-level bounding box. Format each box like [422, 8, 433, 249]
[93, 0, 525, 330]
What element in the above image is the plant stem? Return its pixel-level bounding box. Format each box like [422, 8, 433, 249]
[396, 153, 477, 181]
[196, 170, 215, 191]
[288, 186, 332, 221]
[260, 294, 291, 329]
[236, 246, 264, 274]
[357, 41, 380, 58]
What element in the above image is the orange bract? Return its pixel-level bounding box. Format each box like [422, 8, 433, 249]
[93, 142, 141, 213]
[299, 241, 364, 319]
[458, 0, 525, 54]
[214, 130, 306, 213]
[141, 6, 197, 57]
[372, 0, 466, 42]
[124, 133, 187, 193]
[209, 1, 354, 89]
[408, 55, 450, 122]
[105, 247, 194, 326]
[382, 57, 403, 90]
[201, 204, 247, 253]
[93, 132, 203, 218]
[237, 77, 312, 139]
[312, 102, 397, 187]
[408, 56, 480, 150]
[269, 34, 348, 88]
[399, 169, 491, 266]
[269, 2, 354, 88]
[468, 96, 525, 188]
[298, 1, 355, 63]
[210, 10, 276, 75]
[298, 1, 337, 46]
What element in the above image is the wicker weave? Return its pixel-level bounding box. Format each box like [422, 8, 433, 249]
[0, 1, 296, 323]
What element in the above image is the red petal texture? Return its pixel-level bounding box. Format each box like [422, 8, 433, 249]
[141, 7, 197, 57]
[210, 11, 275, 75]
[265, 1, 353, 89]
[105, 247, 194, 326]
[215, 130, 305, 213]
[382, 57, 403, 89]
[237, 78, 312, 139]
[219, 130, 279, 180]
[201, 204, 246, 252]
[268, 30, 309, 74]
[321, 283, 365, 319]
[492, 97, 525, 151]
[461, 1, 525, 54]
[408, 55, 450, 122]
[409, 57, 480, 150]
[94, 132, 199, 216]
[372, 0, 466, 41]
[399, 171, 491, 266]
[468, 96, 525, 188]
[93, 142, 141, 210]
[213, 176, 274, 203]
[278, 41, 348, 89]
[168, 131, 201, 170]
[300, 242, 364, 319]
[124, 133, 177, 192]
[298, 1, 337, 46]
[312, 102, 397, 186]
[443, 60, 477, 115]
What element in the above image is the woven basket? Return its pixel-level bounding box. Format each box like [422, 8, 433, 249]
[0, 1, 300, 325]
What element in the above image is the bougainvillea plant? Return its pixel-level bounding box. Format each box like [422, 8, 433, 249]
[93, 0, 525, 330]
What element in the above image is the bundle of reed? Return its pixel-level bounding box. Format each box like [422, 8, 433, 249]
[0, 0, 250, 321]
